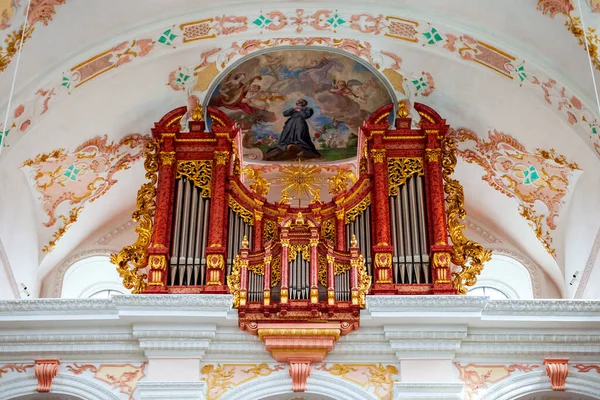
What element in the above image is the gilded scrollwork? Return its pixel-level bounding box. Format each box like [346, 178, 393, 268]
[270, 254, 281, 287]
[441, 138, 492, 294]
[228, 255, 242, 308]
[387, 157, 424, 196]
[345, 194, 371, 223]
[264, 219, 277, 243]
[176, 160, 212, 198]
[288, 244, 310, 262]
[322, 219, 336, 242]
[228, 196, 254, 225]
[356, 255, 371, 308]
[111, 140, 160, 294]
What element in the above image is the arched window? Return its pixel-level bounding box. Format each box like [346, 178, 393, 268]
[466, 254, 534, 299]
[61, 256, 130, 298]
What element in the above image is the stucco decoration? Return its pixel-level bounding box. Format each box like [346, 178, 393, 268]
[450, 128, 581, 258]
[3, 9, 597, 159]
[21, 134, 149, 252]
[206, 49, 394, 162]
[65, 363, 146, 400]
[537, 0, 600, 70]
[201, 363, 286, 400]
[0, 0, 66, 73]
[0, 363, 35, 378]
[315, 363, 398, 400]
[455, 363, 540, 400]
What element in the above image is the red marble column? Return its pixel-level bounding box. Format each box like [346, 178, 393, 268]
[309, 228, 319, 304]
[253, 209, 263, 252]
[146, 133, 177, 292]
[327, 251, 335, 306]
[263, 246, 272, 306]
[280, 229, 290, 305]
[204, 149, 230, 290]
[424, 130, 454, 294]
[369, 147, 394, 287]
[239, 237, 249, 306]
[335, 208, 346, 251]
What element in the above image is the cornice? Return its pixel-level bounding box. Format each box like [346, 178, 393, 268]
[0, 299, 116, 314]
[483, 299, 600, 314]
[112, 294, 233, 310]
[366, 295, 489, 311]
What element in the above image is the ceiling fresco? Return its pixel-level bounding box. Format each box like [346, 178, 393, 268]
[21, 134, 149, 253]
[206, 49, 393, 163]
[0, 0, 598, 299]
[0, 0, 66, 73]
[1, 7, 597, 160]
[450, 129, 581, 258]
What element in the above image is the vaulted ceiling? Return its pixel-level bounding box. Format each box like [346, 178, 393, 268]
[0, 0, 598, 299]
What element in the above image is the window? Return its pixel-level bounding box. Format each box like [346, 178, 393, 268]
[61, 256, 130, 298]
[464, 254, 534, 299]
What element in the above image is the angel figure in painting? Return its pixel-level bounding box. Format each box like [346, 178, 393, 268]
[265, 99, 321, 161]
[216, 73, 262, 114]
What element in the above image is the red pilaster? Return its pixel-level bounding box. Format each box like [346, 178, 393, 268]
[253, 209, 264, 252]
[280, 229, 290, 306]
[335, 208, 346, 251]
[369, 143, 394, 286]
[146, 131, 177, 292]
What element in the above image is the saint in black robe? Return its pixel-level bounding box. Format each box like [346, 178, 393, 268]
[265, 107, 321, 161]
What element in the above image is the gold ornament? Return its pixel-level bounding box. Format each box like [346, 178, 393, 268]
[191, 105, 204, 121]
[176, 160, 212, 198]
[275, 159, 325, 201]
[345, 194, 371, 223]
[350, 234, 358, 248]
[370, 149, 386, 164]
[425, 148, 441, 163]
[264, 220, 277, 243]
[441, 138, 492, 294]
[228, 255, 242, 308]
[214, 151, 229, 165]
[288, 244, 311, 262]
[228, 195, 254, 225]
[111, 141, 160, 294]
[160, 151, 176, 166]
[387, 157, 424, 196]
[207, 254, 225, 269]
[328, 169, 357, 195]
[356, 255, 371, 308]
[242, 167, 271, 197]
[322, 219, 336, 242]
[397, 100, 410, 118]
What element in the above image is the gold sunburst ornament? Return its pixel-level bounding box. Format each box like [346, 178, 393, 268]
[275, 159, 325, 204]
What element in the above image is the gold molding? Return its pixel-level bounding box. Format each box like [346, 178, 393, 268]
[425, 148, 441, 163]
[111, 141, 159, 293]
[387, 157, 424, 196]
[441, 138, 492, 294]
[160, 151, 176, 166]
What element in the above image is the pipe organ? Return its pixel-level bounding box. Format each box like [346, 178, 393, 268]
[114, 100, 490, 331]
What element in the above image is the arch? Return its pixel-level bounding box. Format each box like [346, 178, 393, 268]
[0, 374, 120, 400]
[218, 371, 378, 400]
[481, 371, 600, 400]
[52, 248, 119, 298]
[203, 45, 397, 109]
[467, 253, 535, 299]
[490, 248, 542, 298]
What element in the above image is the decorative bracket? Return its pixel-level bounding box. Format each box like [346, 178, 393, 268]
[244, 322, 353, 392]
[35, 359, 59, 392]
[544, 358, 568, 391]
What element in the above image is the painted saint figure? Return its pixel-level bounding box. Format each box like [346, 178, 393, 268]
[265, 99, 321, 161]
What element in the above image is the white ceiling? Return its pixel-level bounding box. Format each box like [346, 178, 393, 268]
[0, 0, 598, 299]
